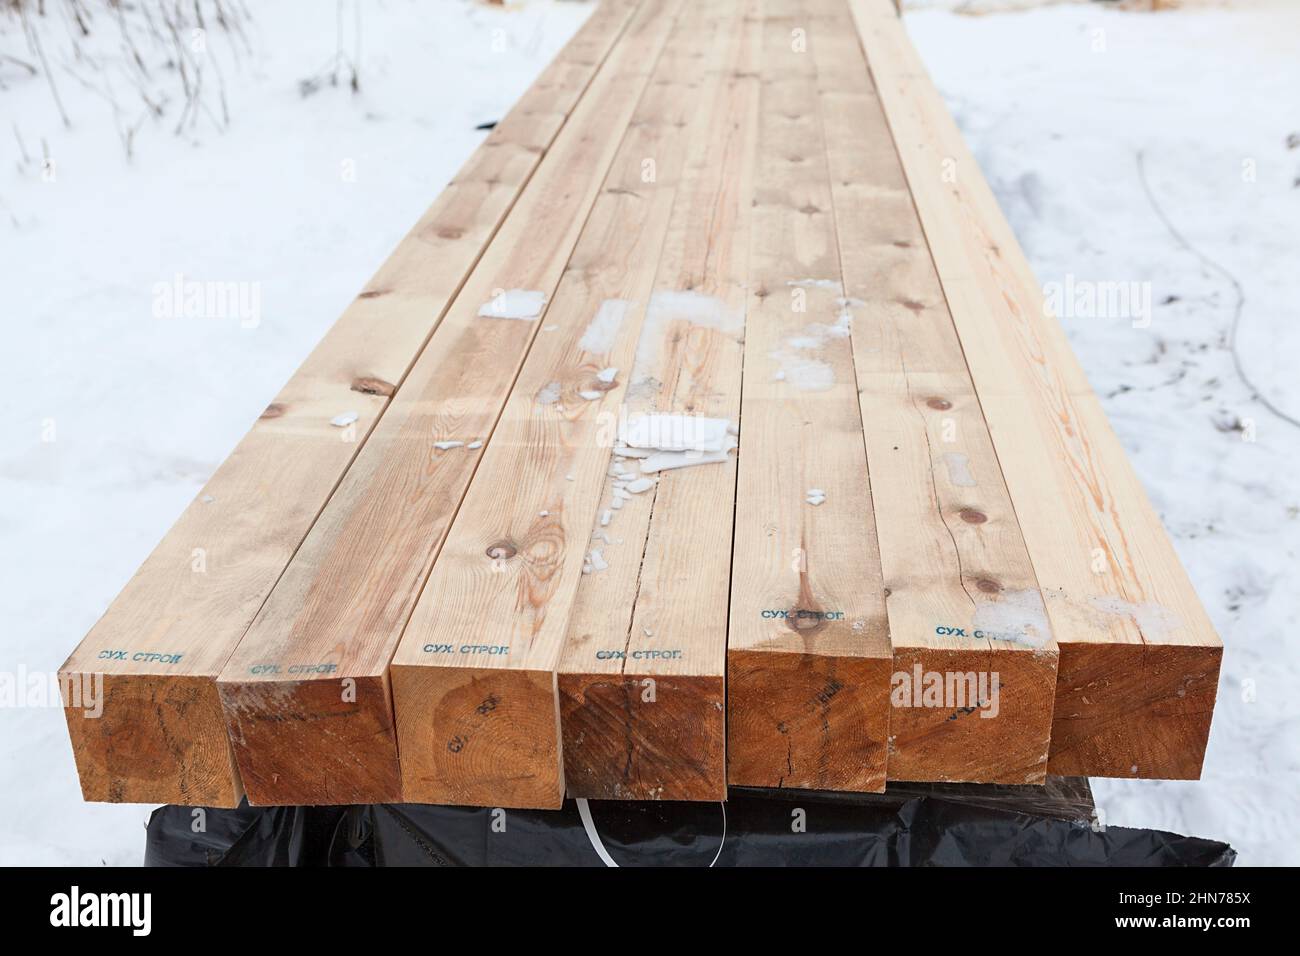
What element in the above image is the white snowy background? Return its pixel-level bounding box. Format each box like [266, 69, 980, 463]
[1, 0, 1296, 865]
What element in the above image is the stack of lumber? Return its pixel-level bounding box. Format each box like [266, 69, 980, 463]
[60, 0, 1221, 809]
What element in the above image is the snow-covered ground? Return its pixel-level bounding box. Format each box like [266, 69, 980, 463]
[2, 0, 1296, 865]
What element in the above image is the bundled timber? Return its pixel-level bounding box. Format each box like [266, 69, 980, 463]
[57, 0, 643, 807]
[812, 0, 1056, 783]
[556, 0, 759, 803]
[216, 0, 679, 806]
[725, 0, 892, 794]
[390, 0, 721, 810]
[849, 0, 1220, 778]
[61, 0, 1222, 810]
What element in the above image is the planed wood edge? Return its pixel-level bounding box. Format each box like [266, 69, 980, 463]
[887, 646, 1056, 785]
[214, 0, 681, 806]
[559, 672, 725, 801]
[724, 0, 894, 796]
[58, 0, 646, 806]
[60, 672, 241, 807]
[849, 0, 1221, 778]
[218, 673, 400, 806]
[728, 649, 891, 793]
[393, 665, 562, 809]
[1049, 641, 1221, 779]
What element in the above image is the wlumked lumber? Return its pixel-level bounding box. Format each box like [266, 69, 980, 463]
[850, 0, 1221, 778]
[811, 0, 1057, 783]
[215, 0, 678, 806]
[556, 0, 760, 802]
[390, 0, 722, 810]
[725, 0, 892, 794]
[56, 0, 643, 808]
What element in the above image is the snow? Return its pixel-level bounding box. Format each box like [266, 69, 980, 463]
[1, 0, 1296, 866]
[0, 0, 593, 866]
[477, 288, 548, 320]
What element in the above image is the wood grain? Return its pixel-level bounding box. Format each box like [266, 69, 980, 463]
[557, 0, 761, 802]
[812, 0, 1056, 783]
[850, 0, 1220, 778]
[214, 0, 675, 806]
[58, 0, 643, 807]
[725, 0, 892, 794]
[391, 0, 717, 810]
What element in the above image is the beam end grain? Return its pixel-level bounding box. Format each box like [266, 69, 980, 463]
[728, 650, 891, 793]
[393, 665, 563, 809]
[217, 673, 400, 806]
[61, 672, 241, 807]
[559, 672, 725, 801]
[888, 646, 1057, 785]
[1049, 642, 1221, 779]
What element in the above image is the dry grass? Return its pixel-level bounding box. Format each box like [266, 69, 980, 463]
[2, 0, 254, 158]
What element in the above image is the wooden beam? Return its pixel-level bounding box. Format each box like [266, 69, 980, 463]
[389, 0, 725, 810]
[812, 0, 1057, 784]
[56, 0, 644, 808]
[556, 0, 761, 803]
[214, 0, 678, 806]
[849, 0, 1221, 779]
[725, 0, 892, 794]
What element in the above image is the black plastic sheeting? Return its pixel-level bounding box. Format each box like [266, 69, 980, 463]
[145, 778, 1235, 867]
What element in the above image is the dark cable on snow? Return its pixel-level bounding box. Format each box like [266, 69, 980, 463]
[1136, 149, 1300, 431]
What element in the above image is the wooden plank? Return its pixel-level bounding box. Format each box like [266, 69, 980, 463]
[390, 0, 725, 810]
[810, 0, 1057, 783]
[724, 0, 892, 794]
[556, 0, 761, 803]
[56, 0, 644, 808]
[849, 0, 1221, 778]
[213, 0, 679, 807]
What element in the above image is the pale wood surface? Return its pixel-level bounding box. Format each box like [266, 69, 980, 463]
[390, 0, 719, 809]
[556, 0, 761, 802]
[58, 0, 643, 807]
[725, 0, 892, 794]
[214, 0, 673, 806]
[62, 0, 1224, 808]
[813, 0, 1056, 784]
[850, 0, 1220, 779]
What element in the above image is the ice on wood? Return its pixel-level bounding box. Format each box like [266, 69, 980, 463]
[619, 413, 732, 453]
[478, 289, 548, 320]
[971, 589, 1053, 649]
[579, 299, 632, 354]
[786, 278, 843, 291]
[771, 310, 852, 392]
[638, 435, 737, 473]
[943, 452, 976, 487]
